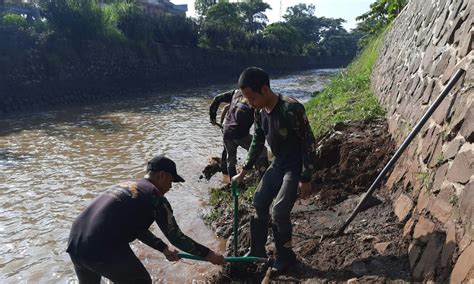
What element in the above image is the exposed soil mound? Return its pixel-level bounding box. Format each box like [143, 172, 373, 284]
[311, 119, 395, 208]
[206, 119, 413, 283]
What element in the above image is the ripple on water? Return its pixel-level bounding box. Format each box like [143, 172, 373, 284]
[0, 69, 339, 281]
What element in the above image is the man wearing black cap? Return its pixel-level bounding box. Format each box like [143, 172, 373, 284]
[67, 155, 225, 283]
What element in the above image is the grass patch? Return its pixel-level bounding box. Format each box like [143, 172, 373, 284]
[416, 171, 433, 192]
[242, 183, 258, 202]
[204, 183, 259, 223]
[208, 187, 232, 206]
[204, 187, 232, 223]
[305, 31, 387, 139]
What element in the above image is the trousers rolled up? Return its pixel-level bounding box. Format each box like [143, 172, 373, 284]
[224, 134, 268, 178]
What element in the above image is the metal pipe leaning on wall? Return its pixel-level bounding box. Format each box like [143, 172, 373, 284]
[335, 68, 466, 237]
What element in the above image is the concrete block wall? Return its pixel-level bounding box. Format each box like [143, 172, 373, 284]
[0, 41, 352, 115]
[371, 0, 473, 282]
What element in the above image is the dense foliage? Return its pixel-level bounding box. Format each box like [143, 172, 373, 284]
[355, 0, 407, 45]
[0, 0, 367, 57]
[198, 1, 359, 56]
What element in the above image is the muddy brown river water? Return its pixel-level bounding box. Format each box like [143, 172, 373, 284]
[0, 69, 338, 283]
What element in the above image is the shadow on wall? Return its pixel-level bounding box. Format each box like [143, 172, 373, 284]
[407, 226, 454, 282]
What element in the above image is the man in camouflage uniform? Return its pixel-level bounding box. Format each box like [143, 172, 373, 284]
[67, 155, 224, 283]
[209, 89, 268, 181]
[233, 67, 317, 272]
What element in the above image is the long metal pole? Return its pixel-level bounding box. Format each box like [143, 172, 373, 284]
[232, 181, 240, 256]
[335, 68, 465, 236]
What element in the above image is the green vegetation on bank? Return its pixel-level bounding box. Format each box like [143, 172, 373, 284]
[205, 32, 387, 220]
[0, 0, 360, 57]
[197, 2, 359, 56]
[204, 183, 258, 223]
[304, 0, 409, 138]
[204, 0, 409, 223]
[305, 31, 386, 138]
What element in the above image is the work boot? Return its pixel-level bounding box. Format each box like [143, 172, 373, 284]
[244, 217, 268, 258]
[272, 225, 296, 272]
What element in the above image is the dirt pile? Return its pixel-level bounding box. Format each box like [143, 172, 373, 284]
[201, 156, 223, 180]
[311, 119, 394, 208]
[206, 119, 414, 283]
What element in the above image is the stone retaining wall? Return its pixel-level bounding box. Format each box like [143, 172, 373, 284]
[372, 0, 473, 282]
[0, 41, 351, 115]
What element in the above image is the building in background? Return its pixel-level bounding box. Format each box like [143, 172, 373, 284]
[137, 0, 187, 16]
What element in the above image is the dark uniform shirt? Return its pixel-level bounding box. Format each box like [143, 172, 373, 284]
[209, 89, 254, 140]
[243, 94, 317, 183]
[66, 179, 209, 259]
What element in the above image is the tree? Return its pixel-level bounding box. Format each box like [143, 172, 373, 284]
[263, 22, 301, 54]
[194, 0, 217, 17]
[283, 4, 322, 45]
[356, 0, 408, 39]
[238, 0, 270, 33]
[117, 4, 198, 46]
[40, 0, 110, 41]
[154, 14, 198, 46]
[199, 1, 246, 50]
[318, 17, 345, 40]
[276, 3, 361, 57]
[117, 5, 154, 44]
[319, 31, 359, 57]
[283, 3, 315, 21]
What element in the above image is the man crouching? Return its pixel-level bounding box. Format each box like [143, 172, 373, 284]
[67, 155, 224, 283]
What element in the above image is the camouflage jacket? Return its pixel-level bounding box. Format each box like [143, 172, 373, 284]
[243, 94, 317, 182]
[67, 179, 209, 258]
[209, 89, 255, 139]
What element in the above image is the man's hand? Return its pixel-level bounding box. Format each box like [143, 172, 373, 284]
[210, 116, 217, 125]
[298, 182, 312, 199]
[163, 247, 180, 262]
[231, 170, 248, 185]
[205, 250, 225, 265]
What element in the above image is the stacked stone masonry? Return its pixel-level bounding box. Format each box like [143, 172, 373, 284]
[372, 0, 473, 282]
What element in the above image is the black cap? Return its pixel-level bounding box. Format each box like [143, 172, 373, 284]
[146, 155, 185, 182]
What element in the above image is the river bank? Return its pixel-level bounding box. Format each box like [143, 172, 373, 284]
[204, 118, 414, 282]
[202, 0, 474, 279]
[199, 26, 414, 282]
[0, 68, 335, 282]
[0, 40, 351, 116]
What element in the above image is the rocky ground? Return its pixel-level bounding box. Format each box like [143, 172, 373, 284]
[203, 118, 414, 283]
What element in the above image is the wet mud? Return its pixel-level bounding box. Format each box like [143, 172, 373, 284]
[205, 119, 413, 283]
[201, 156, 224, 180]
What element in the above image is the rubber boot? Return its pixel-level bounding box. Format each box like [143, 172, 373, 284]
[272, 225, 296, 272]
[244, 217, 268, 258]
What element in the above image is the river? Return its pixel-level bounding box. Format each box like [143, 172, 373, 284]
[0, 68, 338, 283]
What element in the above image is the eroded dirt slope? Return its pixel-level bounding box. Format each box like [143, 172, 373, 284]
[205, 119, 412, 283]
